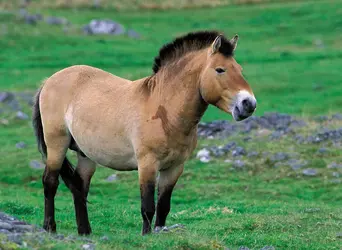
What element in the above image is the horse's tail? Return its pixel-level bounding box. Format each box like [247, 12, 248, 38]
[32, 84, 47, 161]
[32, 83, 86, 199]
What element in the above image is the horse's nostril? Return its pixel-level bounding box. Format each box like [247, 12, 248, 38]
[242, 98, 256, 113]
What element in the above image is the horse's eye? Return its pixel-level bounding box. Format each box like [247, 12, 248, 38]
[215, 68, 226, 74]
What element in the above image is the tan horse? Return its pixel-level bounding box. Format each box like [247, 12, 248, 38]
[32, 30, 256, 236]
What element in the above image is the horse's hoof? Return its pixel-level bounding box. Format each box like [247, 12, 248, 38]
[43, 223, 56, 233]
[78, 226, 92, 236]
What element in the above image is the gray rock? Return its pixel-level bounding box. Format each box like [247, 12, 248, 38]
[233, 160, 245, 169]
[0, 92, 13, 103]
[16, 92, 34, 106]
[317, 148, 329, 154]
[16, 142, 27, 149]
[232, 147, 246, 157]
[332, 172, 340, 178]
[238, 247, 250, 250]
[82, 243, 95, 250]
[196, 148, 210, 159]
[45, 16, 68, 25]
[302, 168, 317, 176]
[83, 19, 125, 35]
[327, 162, 342, 169]
[0, 229, 10, 234]
[0, 222, 13, 230]
[330, 179, 341, 184]
[336, 232, 342, 238]
[30, 160, 45, 169]
[304, 208, 320, 213]
[15, 111, 29, 120]
[106, 174, 118, 182]
[127, 29, 140, 39]
[332, 113, 342, 120]
[14, 224, 33, 232]
[54, 234, 65, 240]
[270, 152, 289, 163]
[287, 159, 308, 170]
[100, 235, 109, 241]
[247, 151, 259, 158]
[261, 247, 275, 250]
[6, 233, 23, 245]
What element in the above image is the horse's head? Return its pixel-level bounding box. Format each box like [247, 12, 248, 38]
[199, 34, 256, 121]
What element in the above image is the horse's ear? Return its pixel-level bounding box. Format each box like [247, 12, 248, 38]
[211, 35, 222, 54]
[230, 34, 239, 50]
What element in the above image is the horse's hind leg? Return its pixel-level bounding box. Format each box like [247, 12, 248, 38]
[43, 134, 70, 233]
[154, 164, 184, 232]
[72, 153, 96, 235]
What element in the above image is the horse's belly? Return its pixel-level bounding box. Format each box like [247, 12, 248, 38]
[71, 132, 138, 171]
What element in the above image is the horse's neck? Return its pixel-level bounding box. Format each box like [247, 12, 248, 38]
[152, 54, 208, 135]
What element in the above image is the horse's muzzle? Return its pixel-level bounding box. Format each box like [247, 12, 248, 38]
[232, 91, 257, 121]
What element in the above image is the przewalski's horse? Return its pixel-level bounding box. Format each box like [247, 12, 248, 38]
[32, 30, 257, 236]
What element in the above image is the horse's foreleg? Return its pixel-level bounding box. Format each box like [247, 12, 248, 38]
[43, 139, 69, 233]
[73, 153, 96, 235]
[154, 164, 184, 230]
[138, 156, 158, 235]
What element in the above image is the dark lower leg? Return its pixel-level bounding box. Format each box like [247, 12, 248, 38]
[155, 185, 175, 228]
[42, 168, 59, 233]
[140, 181, 155, 235]
[72, 175, 91, 235]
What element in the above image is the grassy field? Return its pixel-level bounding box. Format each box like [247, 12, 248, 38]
[0, 0, 342, 249]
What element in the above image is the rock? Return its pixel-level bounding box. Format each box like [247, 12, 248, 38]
[0, 92, 13, 103]
[330, 179, 341, 184]
[30, 160, 45, 169]
[0, 92, 20, 110]
[336, 232, 342, 238]
[222, 142, 237, 152]
[209, 146, 225, 157]
[332, 172, 340, 178]
[247, 151, 259, 158]
[15, 111, 29, 120]
[332, 113, 342, 120]
[270, 152, 289, 163]
[0, 229, 10, 234]
[302, 168, 317, 176]
[238, 247, 250, 250]
[304, 208, 320, 213]
[327, 162, 342, 169]
[0, 222, 13, 230]
[45, 16, 68, 25]
[261, 247, 275, 250]
[106, 174, 118, 182]
[100, 236, 109, 241]
[6, 233, 23, 245]
[317, 148, 329, 154]
[233, 160, 245, 169]
[16, 92, 34, 106]
[1, 118, 9, 125]
[232, 147, 246, 157]
[287, 159, 308, 170]
[13, 224, 33, 232]
[196, 148, 210, 159]
[199, 156, 211, 163]
[83, 19, 125, 35]
[82, 243, 95, 250]
[313, 38, 324, 48]
[127, 29, 140, 39]
[16, 142, 27, 149]
[269, 131, 283, 140]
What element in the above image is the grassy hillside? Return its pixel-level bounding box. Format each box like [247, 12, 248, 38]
[0, 0, 341, 249]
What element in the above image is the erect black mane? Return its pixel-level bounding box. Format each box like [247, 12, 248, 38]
[152, 30, 234, 74]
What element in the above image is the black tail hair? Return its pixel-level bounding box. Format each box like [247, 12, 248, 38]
[32, 84, 85, 200]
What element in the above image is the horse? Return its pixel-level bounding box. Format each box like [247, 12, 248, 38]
[32, 30, 257, 236]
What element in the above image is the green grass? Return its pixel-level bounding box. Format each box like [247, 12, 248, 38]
[0, 0, 342, 249]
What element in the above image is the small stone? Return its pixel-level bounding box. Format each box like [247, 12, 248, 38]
[224, 159, 232, 163]
[238, 247, 250, 250]
[327, 162, 342, 169]
[332, 172, 340, 178]
[16, 111, 29, 120]
[6, 233, 23, 245]
[317, 148, 329, 154]
[100, 236, 109, 241]
[261, 247, 275, 250]
[14, 224, 33, 232]
[1, 118, 9, 125]
[0, 222, 13, 230]
[45, 16, 68, 25]
[330, 179, 341, 184]
[82, 243, 95, 250]
[247, 151, 259, 158]
[30, 160, 45, 169]
[232, 147, 246, 157]
[0, 229, 10, 234]
[332, 113, 342, 120]
[106, 174, 118, 182]
[55, 234, 65, 240]
[196, 148, 210, 159]
[336, 232, 342, 238]
[199, 156, 211, 163]
[304, 208, 320, 213]
[302, 168, 317, 176]
[233, 160, 245, 169]
[270, 152, 289, 163]
[287, 159, 308, 170]
[127, 29, 140, 39]
[16, 142, 26, 149]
